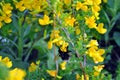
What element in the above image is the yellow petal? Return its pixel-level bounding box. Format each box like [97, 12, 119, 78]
[46, 70, 57, 77]
[96, 23, 107, 34]
[48, 41, 53, 49]
[60, 61, 67, 70]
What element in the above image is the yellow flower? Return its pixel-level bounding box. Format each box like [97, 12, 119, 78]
[15, 1, 26, 11]
[48, 41, 53, 49]
[94, 71, 100, 76]
[50, 30, 60, 39]
[96, 23, 107, 34]
[81, 74, 89, 80]
[76, 2, 88, 11]
[97, 49, 105, 55]
[2, 3, 13, 14]
[8, 68, 26, 80]
[76, 2, 83, 11]
[93, 0, 101, 5]
[76, 74, 80, 80]
[39, 15, 53, 25]
[28, 62, 37, 72]
[65, 16, 76, 27]
[60, 61, 67, 70]
[86, 40, 98, 47]
[64, 0, 71, 5]
[60, 42, 69, 52]
[52, 37, 62, 43]
[46, 70, 57, 77]
[0, 56, 12, 68]
[94, 65, 104, 72]
[94, 65, 104, 76]
[84, 0, 93, 5]
[85, 16, 97, 28]
[75, 27, 81, 35]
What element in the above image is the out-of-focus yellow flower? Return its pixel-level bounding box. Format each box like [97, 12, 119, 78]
[39, 15, 53, 25]
[86, 40, 98, 47]
[76, 2, 83, 11]
[15, 1, 26, 11]
[94, 65, 104, 72]
[46, 70, 62, 79]
[46, 70, 57, 77]
[76, 74, 80, 80]
[60, 42, 69, 52]
[2, 3, 13, 14]
[8, 68, 26, 80]
[28, 62, 37, 72]
[52, 37, 62, 43]
[94, 65, 104, 76]
[76, 74, 89, 80]
[65, 16, 76, 27]
[96, 23, 107, 34]
[76, 2, 88, 11]
[103, 0, 107, 3]
[50, 30, 60, 39]
[81, 74, 89, 80]
[75, 27, 81, 35]
[48, 41, 53, 49]
[84, 0, 93, 5]
[60, 61, 67, 70]
[0, 56, 12, 68]
[64, 0, 71, 5]
[94, 71, 100, 76]
[36, 60, 40, 65]
[2, 14, 12, 23]
[85, 16, 97, 28]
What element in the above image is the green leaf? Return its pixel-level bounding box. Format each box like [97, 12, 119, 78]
[113, 32, 120, 46]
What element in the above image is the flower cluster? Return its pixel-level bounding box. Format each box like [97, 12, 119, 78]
[0, 2, 13, 28]
[48, 30, 69, 52]
[86, 40, 105, 64]
[14, 0, 48, 13]
[28, 60, 40, 72]
[94, 65, 104, 76]
[0, 56, 26, 80]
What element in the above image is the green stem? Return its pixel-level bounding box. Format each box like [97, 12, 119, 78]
[18, 24, 23, 59]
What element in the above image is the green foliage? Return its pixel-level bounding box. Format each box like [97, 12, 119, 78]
[0, 63, 9, 80]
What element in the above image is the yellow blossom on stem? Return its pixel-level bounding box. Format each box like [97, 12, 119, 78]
[2, 3, 13, 14]
[75, 27, 81, 35]
[76, 74, 89, 80]
[96, 23, 107, 34]
[46, 70, 57, 77]
[76, 74, 80, 80]
[94, 71, 100, 76]
[28, 62, 37, 72]
[60, 61, 67, 70]
[8, 68, 26, 80]
[76, 2, 88, 11]
[86, 40, 98, 47]
[85, 16, 97, 28]
[39, 15, 53, 26]
[15, 1, 26, 11]
[65, 16, 76, 27]
[48, 41, 53, 49]
[60, 42, 69, 52]
[94, 65, 104, 72]
[94, 65, 104, 76]
[46, 70, 62, 79]
[64, 0, 71, 5]
[0, 56, 12, 68]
